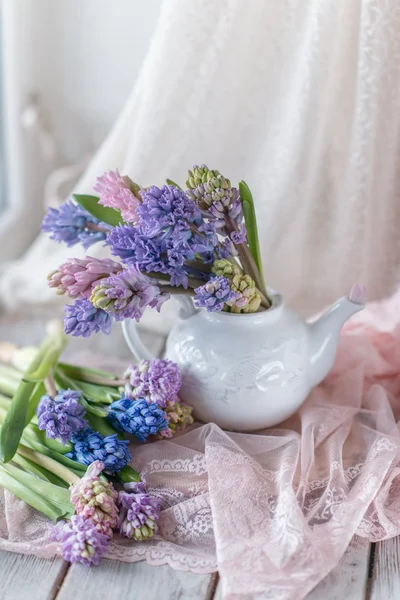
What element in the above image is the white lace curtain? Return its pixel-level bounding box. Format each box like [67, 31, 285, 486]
[1, 0, 400, 328]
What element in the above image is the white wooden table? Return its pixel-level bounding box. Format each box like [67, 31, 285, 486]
[0, 315, 398, 599]
[0, 536, 398, 599]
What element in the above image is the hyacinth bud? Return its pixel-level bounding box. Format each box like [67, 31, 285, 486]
[186, 165, 238, 213]
[229, 274, 261, 313]
[211, 259, 241, 280]
[186, 165, 221, 189]
[90, 284, 114, 311]
[70, 460, 119, 536]
[153, 400, 194, 439]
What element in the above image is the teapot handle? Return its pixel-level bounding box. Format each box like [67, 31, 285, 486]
[121, 296, 197, 361]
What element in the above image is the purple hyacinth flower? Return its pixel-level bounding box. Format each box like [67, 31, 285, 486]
[66, 428, 131, 473]
[124, 359, 181, 407]
[90, 268, 170, 322]
[194, 276, 238, 312]
[37, 389, 88, 444]
[216, 238, 237, 260]
[230, 223, 247, 245]
[63, 299, 113, 338]
[108, 396, 169, 441]
[137, 185, 201, 234]
[41, 200, 109, 250]
[50, 515, 110, 566]
[118, 482, 161, 541]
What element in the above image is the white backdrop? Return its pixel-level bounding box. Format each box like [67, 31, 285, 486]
[1, 0, 400, 331]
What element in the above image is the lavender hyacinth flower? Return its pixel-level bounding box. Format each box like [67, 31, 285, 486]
[66, 428, 131, 473]
[118, 482, 161, 542]
[108, 396, 169, 441]
[94, 169, 140, 224]
[64, 299, 113, 337]
[107, 186, 218, 286]
[230, 223, 247, 245]
[124, 359, 181, 407]
[137, 185, 201, 235]
[194, 276, 238, 312]
[108, 225, 167, 272]
[41, 200, 109, 250]
[90, 268, 169, 322]
[37, 389, 88, 444]
[48, 256, 122, 299]
[51, 515, 110, 566]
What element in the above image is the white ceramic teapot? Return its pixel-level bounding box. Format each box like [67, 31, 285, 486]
[122, 288, 365, 432]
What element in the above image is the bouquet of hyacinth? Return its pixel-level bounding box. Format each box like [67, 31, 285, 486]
[41, 165, 271, 338]
[0, 328, 193, 566]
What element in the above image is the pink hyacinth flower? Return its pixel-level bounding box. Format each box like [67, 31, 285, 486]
[70, 460, 119, 536]
[94, 169, 140, 224]
[48, 256, 122, 299]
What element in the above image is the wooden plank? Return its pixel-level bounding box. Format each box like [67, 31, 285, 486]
[57, 560, 216, 600]
[370, 536, 400, 599]
[0, 551, 67, 600]
[214, 536, 370, 600]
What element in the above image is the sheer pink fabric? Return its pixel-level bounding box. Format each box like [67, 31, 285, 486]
[2, 292, 400, 599]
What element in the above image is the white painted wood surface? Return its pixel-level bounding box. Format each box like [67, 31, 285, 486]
[57, 561, 216, 600]
[0, 551, 66, 600]
[370, 536, 400, 600]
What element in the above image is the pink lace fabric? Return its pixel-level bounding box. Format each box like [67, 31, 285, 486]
[2, 293, 400, 599]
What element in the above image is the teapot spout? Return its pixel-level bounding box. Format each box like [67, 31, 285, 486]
[308, 285, 366, 387]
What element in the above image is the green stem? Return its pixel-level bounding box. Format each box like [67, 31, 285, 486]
[59, 363, 125, 387]
[17, 444, 81, 484]
[55, 368, 119, 404]
[12, 454, 69, 488]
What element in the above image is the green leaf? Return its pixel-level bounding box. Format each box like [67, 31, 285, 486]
[86, 413, 126, 440]
[25, 382, 46, 425]
[28, 423, 73, 455]
[22, 426, 86, 472]
[239, 181, 265, 288]
[0, 367, 20, 396]
[118, 465, 141, 483]
[73, 194, 123, 227]
[166, 179, 183, 191]
[79, 396, 108, 418]
[0, 326, 67, 463]
[0, 463, 74, 521]
[23, 342, 66, 383]
[0, 337, 53, 463]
